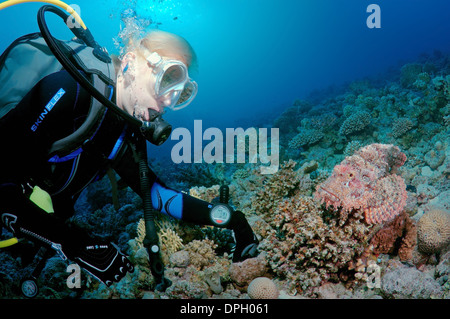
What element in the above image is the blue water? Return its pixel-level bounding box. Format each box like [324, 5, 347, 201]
[1, 0, 449, 154]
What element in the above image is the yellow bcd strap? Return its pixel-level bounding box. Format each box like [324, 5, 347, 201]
[30, 185, 54, 214]
[0, 237, 19, 248]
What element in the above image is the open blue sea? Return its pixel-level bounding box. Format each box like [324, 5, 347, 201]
[1, 0, 449, 137]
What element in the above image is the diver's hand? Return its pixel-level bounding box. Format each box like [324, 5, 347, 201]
[231, 210, 260, 263]
[74, 242, 134, 286]
[232, 234, 259, 262]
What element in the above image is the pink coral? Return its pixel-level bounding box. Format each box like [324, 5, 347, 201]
[314, 143, 408, 225]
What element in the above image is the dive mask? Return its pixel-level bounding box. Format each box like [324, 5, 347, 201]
[146, 51, 198, 111]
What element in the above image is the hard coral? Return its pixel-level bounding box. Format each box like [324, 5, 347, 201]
[288, 128, 324, 149]
[247, 277, 279, 299]
[392, 117, 414, 138]
[260, 194, 372, 295]
[251, 160, 300, 218]
[367, 211, 417, 261]
[229, 254, 268, 287]
[189, 185, 220, 203]
[314, 143, 408, 225]
[184, 239, 217, 270]
[339, 111, 371, 136]
[417, 209, 450, 255]
[134, 217, 184, 264]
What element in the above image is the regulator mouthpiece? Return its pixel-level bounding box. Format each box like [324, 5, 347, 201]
[140, 109, 172, 146]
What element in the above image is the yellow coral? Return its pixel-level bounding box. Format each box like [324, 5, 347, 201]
[189, 185, 220, 202]
[156, 216, 184, 263]
[135, 217, 184, 263]
[135, 218, 146, 248]
[159, 228, 184, 254]
[417, 209, 450, 254]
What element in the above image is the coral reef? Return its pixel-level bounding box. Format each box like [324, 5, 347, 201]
[1, 50, 449, 300]
[172, 163, 223, 188]
[381, 260, 444, 298]
[392, 117, 415, 138]
[155, 216, 184, 264]
[339, 111, 372, 136]
[184, 239, 217, 270]
[135, 218, 146, 247]
[229, 254, 268, 287]
[344, 140, 365, 156]
[288, 128, 324, 149]
[400, 63, 424, 88]
[247, 277, 279, 299]
[287, 111, 340, 151]
[365, 212, 417, 261]
[314, 143, 408, 225]
[251, 159, 302, 218]
[273, 99, 313, 134]
[260, 193, 372, 295]
[189, 185, 220, 203]
[169, 250, 190, 268]
[436, 250, 450, 291]
[417, 209, 450, 255]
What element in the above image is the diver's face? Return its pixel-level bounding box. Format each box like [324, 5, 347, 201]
[117, 52, 174, 121]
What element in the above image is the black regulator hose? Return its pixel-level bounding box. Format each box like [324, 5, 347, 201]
[137, 145, 171, 291]
[37, 5, 142, 129]
[38, 5, 171, 290]
[37, 5, 171, 146]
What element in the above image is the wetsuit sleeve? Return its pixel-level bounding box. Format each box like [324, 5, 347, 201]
[112, 139, 259, 261]
[112, 140, 212, 223]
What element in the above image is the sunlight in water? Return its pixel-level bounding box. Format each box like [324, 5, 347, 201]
[112, 0, 194, 54]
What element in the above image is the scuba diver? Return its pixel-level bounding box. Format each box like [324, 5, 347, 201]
[0, 1, 259, 293]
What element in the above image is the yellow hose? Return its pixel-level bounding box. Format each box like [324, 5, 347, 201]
[0, 237, 19, 248]
[0, 0, 87, 29]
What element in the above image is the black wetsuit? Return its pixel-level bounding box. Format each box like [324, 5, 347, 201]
[0, 70, 256, 284]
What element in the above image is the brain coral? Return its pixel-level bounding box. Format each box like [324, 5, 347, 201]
[417, 209, 450, 254]
[247, 277, 279, 299]
[314, 143, 408, 225]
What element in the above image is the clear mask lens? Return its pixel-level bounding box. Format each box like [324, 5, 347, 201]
[159, 65, 187, 93]
[171, 80, 198, 111]
[147, 51, 198, 111]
